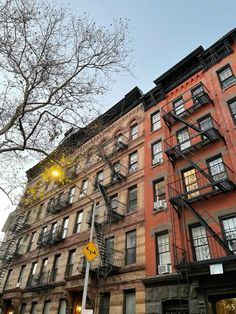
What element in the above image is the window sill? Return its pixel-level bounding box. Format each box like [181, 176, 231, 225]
[125, 210, 137, 216]
[222, 80, 236, 91]
[152, 208, 166, 215]
[151, 161, 164, 168]
[151, 127, 161, 134]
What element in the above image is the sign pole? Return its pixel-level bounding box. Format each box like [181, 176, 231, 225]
[81, 201, 96, 312]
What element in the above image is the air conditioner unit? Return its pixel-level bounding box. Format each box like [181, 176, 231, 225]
[158, 264, 171, 275]
[154, 199, 166, 211]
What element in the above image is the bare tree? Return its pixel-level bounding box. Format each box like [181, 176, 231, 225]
[0, 0, 132, 202]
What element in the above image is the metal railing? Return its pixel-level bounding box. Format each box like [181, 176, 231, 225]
[161, 84, 212, 126]
[168, 162, 235, 203]
[164, 117, 222, 154]
[47, 192, 72, 214]
[37, 225, 64, 247]
[26, 270, 58, 289]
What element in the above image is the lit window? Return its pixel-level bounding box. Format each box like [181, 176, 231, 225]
[151, 111, 161, 131]
[217, 65, 235, 88]
[153, 179, 166, 211]
[130, 123, 138, 140]
[151, 141, 163, 165]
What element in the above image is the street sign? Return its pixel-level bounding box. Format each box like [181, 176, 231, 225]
[82, 241, 99, 262]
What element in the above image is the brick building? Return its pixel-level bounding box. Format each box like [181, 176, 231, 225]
[0, 87, 146, 314]
[143, 28, 236, 314]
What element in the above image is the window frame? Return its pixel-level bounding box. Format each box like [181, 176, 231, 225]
[99, 292, 110, 314]
[151, 110, 161, 132]
[151, 140, 163, 165]
[125, 230, 136, 265]
[176, 127, 191, 151]
[42, 301, 51, 314]
[155, 232, 171, 270]
[127, 185, 137, 213]
[217, 64, 235, 88]
[130, 123, 138, 140]
[17, 264, 26, 285]
[65, 249, 76, 277]
[30, 302, 37, 314]
[79, 180, 88, 198]
[73, 211, 83, 234]
[153, 178, 166, 210]
[189, 224, 211, 261]
[220, 214, 236, 253]
[128, 151, 138, 172]
[123, 289, 135, 314]
[227, 97, 236, 125]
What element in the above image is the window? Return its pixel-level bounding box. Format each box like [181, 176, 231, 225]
[43, 301, 51, 314]
[62, 217, 69, 239]
[173, 96, 185, 115]
[51, 222, 57, 239]
[156, 233, 171, 267]
[221, 215, 236, 253]
[128, 151, 138, 172]
[28, 262, 37, 286]
[127, 185, 137, 213]
[39, 258, 48, 282]
[99, 293, 110, 314]
[68, 186, 75, 204]
[177, 128, 190, 151]
[73, 211, 83, 234]
[111, 161, 121, 182]
[217, 64, 235, 88]
[125, 230, 136, 265]
[190, 225, 210, 261]
[20, 304, 27, 314]
[228, 97, 236, 125]
[17, 265, 26, 285]
[183, 168, 199, 199]
[36, 203, 44, 219]
[153, 178, 166, 210]
[105, 237, 114, 264]
[110, 194, 118, 212]
[151, 140, 163, 165]
[79, 180, 88, 198]
[207, 155, 227, 182]
[124, 290, 135, 314]
[130, 123, 138, 140]
[198, 115, 213, 138]
[191, 83, 204, 105]
[47, 198, 55, 212]
[65, 249, 76, 277]
[51, 254, 61, 282]
[16, 237, 23, 254]
[30, 302, 37, 314]
[95, 170, 104, 187]
[58, 299, 67, 314]
[151, 111, 161, 131]
[27, 232, 36, 252]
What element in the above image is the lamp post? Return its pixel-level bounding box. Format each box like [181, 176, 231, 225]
[49, 168, 96, 313]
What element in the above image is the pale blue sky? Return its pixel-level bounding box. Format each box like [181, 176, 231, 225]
[58, 0, 236, 107]
[1, 0, 236, 233]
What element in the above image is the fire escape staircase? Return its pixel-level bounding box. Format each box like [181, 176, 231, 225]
[162, 87, 236, 258]
[0, 209, 29, 286]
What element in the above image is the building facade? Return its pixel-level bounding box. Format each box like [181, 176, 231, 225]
[143, 28, 236, 314]
[0, 87, 146, 314]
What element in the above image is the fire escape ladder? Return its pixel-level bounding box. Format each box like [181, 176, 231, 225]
[182, 199, 233, 256]
[170, 113, 202, 132]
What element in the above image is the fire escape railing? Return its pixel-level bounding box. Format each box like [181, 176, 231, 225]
[37, 225, 64, 248]
[26, 270, 58, 291]
[168, 162, 235, 206]
[47, 192, 72, 214]
[161, 84, 213, 128]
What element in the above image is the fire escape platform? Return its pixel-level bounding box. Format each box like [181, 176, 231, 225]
[165, 127, 223, 162]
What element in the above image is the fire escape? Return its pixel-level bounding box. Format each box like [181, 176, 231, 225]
[83, 135, 128, 277]
[0, 205, 32, 286]
[161, 83, 236, 270]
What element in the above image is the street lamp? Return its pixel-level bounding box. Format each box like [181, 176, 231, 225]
[49, 166, 96, 313]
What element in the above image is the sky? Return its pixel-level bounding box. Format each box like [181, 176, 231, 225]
[1, 0, 236, 234]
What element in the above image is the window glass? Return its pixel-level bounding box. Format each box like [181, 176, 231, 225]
[177, 128, 190, 150]
[79, 180, 88, 198]
[43, 301, 51, 314]
[126, 230, 136, 265]
[228, 98, 236, 125]
[156, 233, 171, 265]
[190, 226, 210, 261]
[127, 186, 137, 213]
[99, 293, 110, 314]
[30, 302, 37, 314]
[208, 156, 227, 182]
[58, 299, 67, 314]
[68, 186, 75, 204]
[173, 97, 184, 115]
[20, 304, 27, 314]
[151, 111, 161, 131]
[130, 123, 138, 140]
[183, 168, 199, 199]
[129, 151, 138, 172]
[152, 141, 163, 165]
[74, 211, 83, 233]
[124, 290, 135, 314]
[218, 65, 235, 88]
[62, 217, 69, 238]
[222, 216, 236, 253]
[153, 179, 166, 210]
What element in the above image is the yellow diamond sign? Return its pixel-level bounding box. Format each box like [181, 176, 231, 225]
[82, 241, 99, 262]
